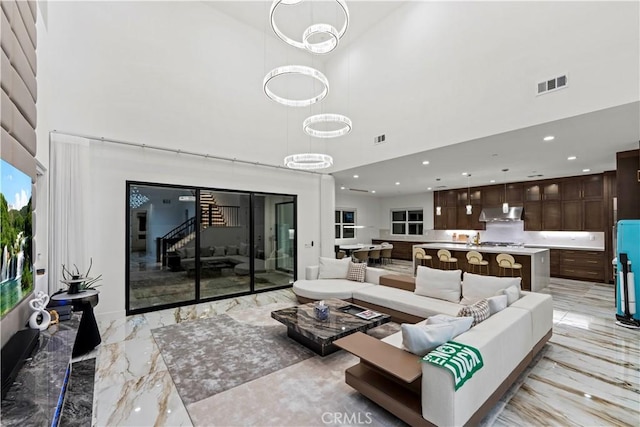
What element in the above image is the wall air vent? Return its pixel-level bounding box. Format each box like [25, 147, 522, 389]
[537, 74, 568, 95]
[349, 188, 369, 193]
[373, 134, 386, 145]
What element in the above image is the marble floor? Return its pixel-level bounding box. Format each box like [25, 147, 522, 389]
[82, 261, 639, 426]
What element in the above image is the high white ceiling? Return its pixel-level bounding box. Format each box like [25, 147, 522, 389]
[204, 1, 639, 197]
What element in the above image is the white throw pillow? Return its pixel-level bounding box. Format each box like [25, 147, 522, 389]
[414, 266, 462, 303]
[460, 272, 522, 305]
[486, 295, 508, 315]
[401, 322, 455, 356]
[317, 257, 350, 279]
[425, 314, 474, 337]
[501, 285, 521, 305]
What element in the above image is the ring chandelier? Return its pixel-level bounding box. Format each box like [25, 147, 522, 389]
[284, 153, 334, 170]
[270, 0, 350, 55]
[303, 114, 352, 138]
[263, 65, 329, 107]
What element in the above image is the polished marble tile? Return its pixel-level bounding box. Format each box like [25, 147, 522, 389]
[95, 336, 167, 388]
[93, 370, 191, 427]
[97, 313, 151, 345]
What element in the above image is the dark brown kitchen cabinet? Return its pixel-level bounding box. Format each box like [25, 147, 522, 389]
[561, 178, 582, 200]
[582, 175, 604, 199]
[562, 200, 583, 230]
[550, 249, 605, 282]
[524, 184, 541, 201]
[549, 249, 561, 277]
[435, 206, 457, 230]
[543, 182, 561, 200]
[524, 201, 542, 231]
[506, 183, 523, 203]
[542, 201, 562, 230]
[482, 185, 503, 206]
[583, 199, 604, 231]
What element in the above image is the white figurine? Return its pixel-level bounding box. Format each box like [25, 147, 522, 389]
[28, 291, 51, 331]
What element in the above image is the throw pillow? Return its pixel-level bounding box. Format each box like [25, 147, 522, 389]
[414, 266, 462, 303]
[200, 247, 212, 257]
[401, 323, 455, 356]
[425, 314, 474, 337]
[501, 285, 521, 305]
[457, 299, 490, 326]
[486, 295, 508, 315]
[227, 245, 239, 255]
[460, 272, 522, 305]
[346, 262, 366, 282]
[317, 256, 350, 279]
[239, 242, 249, 256]
[213, 246, 226, 256]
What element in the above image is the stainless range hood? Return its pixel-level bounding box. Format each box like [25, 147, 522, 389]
[479, 206, 523, 222]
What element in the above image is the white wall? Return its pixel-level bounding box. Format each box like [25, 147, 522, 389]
[86, 142, 323, 316]
[323, 1, 640, 170]
[335, 191, 381, 245]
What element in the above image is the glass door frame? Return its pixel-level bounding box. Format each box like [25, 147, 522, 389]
[125, 181, 297, 316]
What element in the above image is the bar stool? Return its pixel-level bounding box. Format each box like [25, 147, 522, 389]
[466, 251, 489, 275]
[437, 249, 458, 270]
[496, 253, 522, 277]
[414, 248, 433, 273]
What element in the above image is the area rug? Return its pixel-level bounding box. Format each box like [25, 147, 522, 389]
[151, 314, 316, 406]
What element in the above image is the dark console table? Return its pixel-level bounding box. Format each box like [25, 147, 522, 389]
[0, 315, 80, 426]
[51, 290, 101, 357]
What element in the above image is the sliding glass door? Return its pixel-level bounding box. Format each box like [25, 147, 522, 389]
[126, 182, 296, 314]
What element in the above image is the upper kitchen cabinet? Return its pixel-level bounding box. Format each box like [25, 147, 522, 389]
[562, 175, 603, 200]
[482, 185, 503, 206]
[506, 183, 523, 203]
[561, 174, 605, 231]
[524, 184, 541, 201]
[542, 182, 561, 200]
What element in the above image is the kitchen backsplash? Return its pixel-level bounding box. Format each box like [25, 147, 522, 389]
[423, 222, 605, 249]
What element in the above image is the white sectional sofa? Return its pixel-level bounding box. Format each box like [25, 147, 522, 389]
[292, 260, 553, 426]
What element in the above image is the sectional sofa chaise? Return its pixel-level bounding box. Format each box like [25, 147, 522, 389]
[292, 258, 553, 426]
[175, 245, 289, 276]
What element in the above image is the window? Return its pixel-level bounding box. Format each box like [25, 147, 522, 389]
[335, 209, 356, 239]
[391, 209, 423, 235]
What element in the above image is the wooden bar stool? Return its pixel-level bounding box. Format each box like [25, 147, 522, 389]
[466, 251, 489, 275]
[437, 249, 458, 270]
[414, 248, 433, 273]
[496, 253, 522, 277]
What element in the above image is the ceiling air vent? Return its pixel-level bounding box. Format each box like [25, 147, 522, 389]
[349, 188, 369, 193]
[537, 74, 568, 95]
[373, 134, 386, 145]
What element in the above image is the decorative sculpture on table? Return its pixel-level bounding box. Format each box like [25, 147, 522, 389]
[60, 258, 102, 294]
[28, 291, 51, 330]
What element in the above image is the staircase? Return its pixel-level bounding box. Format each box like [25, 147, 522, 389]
[160, 195, 240, 264]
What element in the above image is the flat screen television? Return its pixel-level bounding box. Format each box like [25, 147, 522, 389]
[0, 158, 34, 319]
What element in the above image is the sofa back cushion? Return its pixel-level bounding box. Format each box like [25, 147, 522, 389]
[200, 247, 213, 257]
[318, 256, 350, 279]
[226, 245, 239, 255]
[501, 284, 521, 305]
[239, 242, 249, 256]
[461, 273, 521, 305]
[401, 322, 455, 356]
[415, 266, 462, 303]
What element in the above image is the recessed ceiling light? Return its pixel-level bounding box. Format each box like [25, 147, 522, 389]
[427, 187, 432, 190]
[340, 186, 345, 190]
[462, 172, 468, 176]
[543, 135, 555, 141]
[422, 160, 430, 165]
[582, 168, 591, 172]
[395, 182, 400, 186]
[371, 190, 376, 194]
[568, 156, 577, 160]
[353, 174, 359, 178]
[490, 180, 496, 183]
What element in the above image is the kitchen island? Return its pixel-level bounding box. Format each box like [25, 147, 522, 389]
[413, 243, 550, 291]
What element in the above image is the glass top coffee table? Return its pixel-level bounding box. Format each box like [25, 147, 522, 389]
[271, 298, 391, 356]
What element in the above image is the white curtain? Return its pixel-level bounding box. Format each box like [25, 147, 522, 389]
[49, 133, 91, 294]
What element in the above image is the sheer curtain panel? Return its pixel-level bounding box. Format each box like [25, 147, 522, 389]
[49, 133, 91, 294]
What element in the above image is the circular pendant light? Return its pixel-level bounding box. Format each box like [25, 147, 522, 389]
[303, 114, 352, 138]
[263, 65, 329, 107]
[302, 24, 339, 54]
[270, 0, 350, 54]
[284, 153, 333, 169]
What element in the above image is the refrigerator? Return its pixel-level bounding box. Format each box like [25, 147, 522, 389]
[616, 219, 640, 328]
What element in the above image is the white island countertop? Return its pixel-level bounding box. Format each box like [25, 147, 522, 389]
[414, 243, 549, 255]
